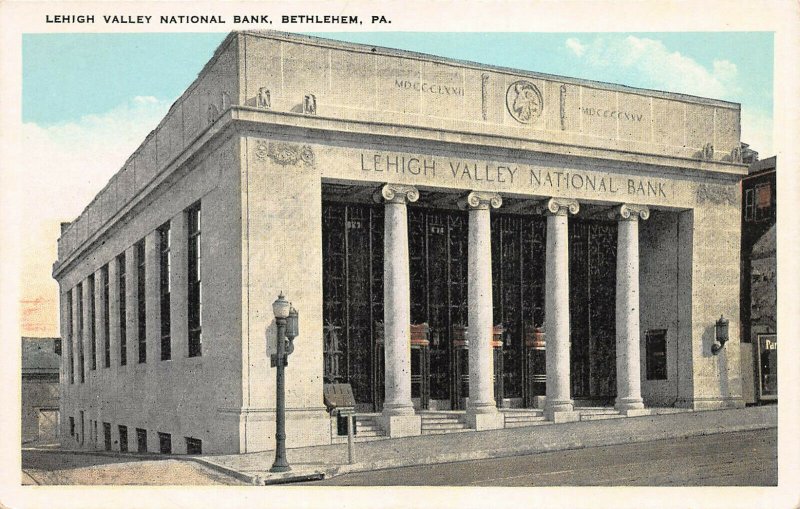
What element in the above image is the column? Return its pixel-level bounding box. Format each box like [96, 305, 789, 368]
[124, 245, 137, 367]
[374, 183, 421, 437]
[611, 204, 649, 415]
[460, 191, 505, 430]
[542, 198, 580, 423]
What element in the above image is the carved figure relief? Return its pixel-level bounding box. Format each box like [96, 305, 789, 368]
[560, 84, 567, 130]
[731, 145, 743, 163]
[481, 73, 490, 121]
[207, 104, 219, 125]
[696, 183, 737, 206]
[506, 80, 543, 124]
[256, 141, 315, 166]
[303, 94, 317, 115]
[700, 142, 714, 160]
[258, 87, 271, 109]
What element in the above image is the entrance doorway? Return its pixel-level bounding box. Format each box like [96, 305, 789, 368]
[569, 220, 618, 403]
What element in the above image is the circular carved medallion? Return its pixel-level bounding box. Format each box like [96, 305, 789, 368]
[506, 80, 543, 124]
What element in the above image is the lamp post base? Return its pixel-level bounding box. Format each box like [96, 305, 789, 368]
[270, 462, 292, 473]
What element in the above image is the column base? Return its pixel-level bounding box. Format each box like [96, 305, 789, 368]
[380, 413, 421, 438]
[674, 397, 746, 411]
[615, 397, 645, 413]
[544, 399, 579, 423]
[465, 407, 504, 431]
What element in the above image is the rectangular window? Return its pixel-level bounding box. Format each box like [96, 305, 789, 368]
[77, 284, 84, 383]
[137, 240, 147, 364]
[88, 274, 96, 370]
[645, 329, 668, 381]
[744, 188, 755, 221]
[69, 416, 75, 436]
[136, 428, 147, 453]
[185, 437, 202, 455]
[118, 252, 127, 366]
[158, 432, 172, 454]
[94, 421, 98, 443]
[118, 425, 128, 452]
[67, 291, 74, 384]
[159, 222, 172, 361]
[102, 265, 110, 368]
[79, 410, 84, 444]
[103, 422, 111, 451]
[755, 183, 772, 221]
[187, 203, 202, 357]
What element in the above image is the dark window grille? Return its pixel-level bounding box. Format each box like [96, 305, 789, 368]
[118, 425, 128, 452]
[102, 265, 110, 368]
[185, 437, 202, 455]
[159, 223, 172, 360]
[69, 416, 75, 436]
[67, 291, 74, 384]
[158, 432, 172, 454]
[103, 422, 111, 451]
[136, 428, 147, 453]
[645, 329, 668, 380]
[77, 284, 84, 383]
[187, 203, 202, 357]
[88, 274, 96, 370]
[137, 241, 147, 363]
[118, 252, 127, 366]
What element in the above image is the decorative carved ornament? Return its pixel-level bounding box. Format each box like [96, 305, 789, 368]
[538, 197, 579, 216]
[730, 145, 743, 163]
[506, 80, 543, 124]
[458, 191, 502, 210]
[481, 73, 490, 121]
[303, 94, 317, 115]
[696, 183, 737, 206]
[374, 183, 419, 204]
[609, 204, 650, 221]
[257, 87, 271, 109]
[255, 141, 315, 166]
[700, 142, 714, 160]
[559, 84, 567, 130]
[207, 104, 219, 124]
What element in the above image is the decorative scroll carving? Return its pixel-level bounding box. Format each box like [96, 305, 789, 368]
[255, 141, 315, 166]
[221, 91, 231, 111]
[457, 191, 502, 211]
[257, 87, 271, 109]
[303, 94, 317, 115]
[481, 73, 490, 121]
[537, 197, 579, 216]
[700, 142, 714, 160]
[730, 145, 743, 163]
[609, 204, 650, 221]
[506, 80, 543, 124]
[696, 183, 737, 206]
[559, 84, 567, 130]
[373, 183, 419, 204]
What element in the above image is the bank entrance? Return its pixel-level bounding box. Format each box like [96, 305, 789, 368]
[321, 193, 617, 412]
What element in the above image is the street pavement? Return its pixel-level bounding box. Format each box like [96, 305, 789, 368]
[307, 428, 777, 486]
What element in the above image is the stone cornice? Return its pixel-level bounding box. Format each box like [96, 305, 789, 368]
[538, 198, 580, 217]
[458, 191, 502, 211]
[373, 184, 419, 205]
[609, 204, 651, 221]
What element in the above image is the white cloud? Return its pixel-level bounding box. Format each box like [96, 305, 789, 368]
[565, 35, 742, 100]
[15, 97, 170, 335]
[565, 38, 586, 58]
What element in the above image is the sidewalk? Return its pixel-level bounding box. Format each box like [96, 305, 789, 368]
[197, 405, 777, 485]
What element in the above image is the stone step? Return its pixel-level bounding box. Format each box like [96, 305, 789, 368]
[505, 420, 552, 428]
[422, 421, 469, 430]
[580, 413, 624, 421]
[504, 415, 547, 423]
[501, 410, 545, 417]
[422, 428, 472, 435]
[331, 434, 388, 444]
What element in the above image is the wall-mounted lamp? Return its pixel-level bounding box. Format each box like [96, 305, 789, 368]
[711, 315, 729, 355]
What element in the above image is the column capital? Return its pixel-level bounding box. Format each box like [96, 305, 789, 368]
[458, 191, 502, 211]
[538, 198, 579, 217]
[609, 204, 650, 221]
[373, 184, 419, 205]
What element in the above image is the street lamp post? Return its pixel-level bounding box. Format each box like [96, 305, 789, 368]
[270, 292, 298, 473]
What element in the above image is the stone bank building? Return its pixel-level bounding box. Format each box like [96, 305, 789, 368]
[54, 31, 747, 454]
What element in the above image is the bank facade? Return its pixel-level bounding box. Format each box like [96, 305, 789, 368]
[53, 31, 746, 454]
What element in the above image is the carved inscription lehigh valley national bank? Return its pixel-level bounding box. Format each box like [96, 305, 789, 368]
[359, 152, 670, 198]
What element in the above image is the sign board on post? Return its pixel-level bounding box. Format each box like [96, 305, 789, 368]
[756, 333, 777, 401]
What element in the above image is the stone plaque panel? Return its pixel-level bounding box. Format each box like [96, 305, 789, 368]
[282, 43, 329, 114]
[243, 37, 282, 108]
[329, 50, 376, 109]
[421, 60, 466, 119]
[652, 98, 686, 148]
[714, 107, 740, 157]
[378, 55, 422, 115]
[618, 93, 653, 143]
[686, 103, 715, 151]
[579, 87, 620, 140]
